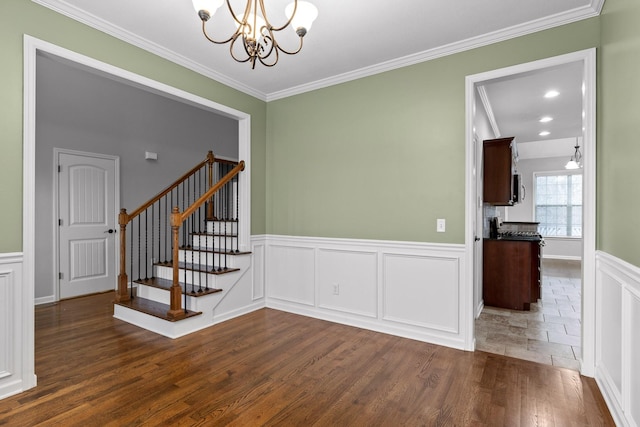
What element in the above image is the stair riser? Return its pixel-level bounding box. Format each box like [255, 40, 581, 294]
[136, 283, 217, 311]
[191, 235, 237, 250]
[155, 265, 239, 287]
[206, 221, 238, 234]
[178, 250, 239, 267]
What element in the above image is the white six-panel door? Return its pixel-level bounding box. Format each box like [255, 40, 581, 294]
[58, 151, 117, 299]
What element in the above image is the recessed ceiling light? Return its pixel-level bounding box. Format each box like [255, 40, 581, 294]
[544, 90, 559, 98]
[539, 131, 551, 136]
[539, 116, 553, 123]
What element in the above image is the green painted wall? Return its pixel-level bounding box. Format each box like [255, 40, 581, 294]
[266, 19, 601, 244]
[599, 0, 640, 267]
[3, 0, 639, 268]
[0, 0, 267, 252]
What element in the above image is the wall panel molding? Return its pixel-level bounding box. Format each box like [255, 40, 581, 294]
[263, 235, 467, 350]
[0, 253, 35, 400]
[595, 251, 640, 427]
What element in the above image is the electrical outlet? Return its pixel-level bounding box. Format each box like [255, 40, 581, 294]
[333, 283, 340, 295]
[437, 218, 446, 232]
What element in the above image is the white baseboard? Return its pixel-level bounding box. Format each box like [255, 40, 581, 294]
[35, 295, 56, 305]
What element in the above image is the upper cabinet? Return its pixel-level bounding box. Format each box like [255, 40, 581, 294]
[483, 137, 517, 206]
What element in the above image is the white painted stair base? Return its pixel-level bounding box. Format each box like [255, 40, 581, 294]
[113, 222, 253, 339]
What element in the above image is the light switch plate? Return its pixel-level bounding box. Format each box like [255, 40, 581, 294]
[437, 218, 446, 232]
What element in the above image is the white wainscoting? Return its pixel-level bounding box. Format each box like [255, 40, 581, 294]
[595, 251, 640, 427]
[264, 235, 468, 350]
[0, 253, 36, 399]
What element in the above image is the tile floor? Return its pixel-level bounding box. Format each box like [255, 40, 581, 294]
[476, 258, 582, 371]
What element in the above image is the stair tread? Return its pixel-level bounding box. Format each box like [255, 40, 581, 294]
[115, 297, 201, 322]
[134, 277, 223, 297]
[179, 246, 251, 255]
[191, 231, 239, 237]
[157, 261, 240, 274]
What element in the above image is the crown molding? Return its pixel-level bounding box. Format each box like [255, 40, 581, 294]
[31, 0, 268, 101]
[475, 85, 501, 138]
[268, 3, 603, 100]
[32, 0, 603, 102]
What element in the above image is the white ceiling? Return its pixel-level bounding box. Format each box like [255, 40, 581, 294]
[34, 0, 603, 101]
[479, 61, 585, 159]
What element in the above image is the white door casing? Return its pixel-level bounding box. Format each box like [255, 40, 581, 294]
[465, 48, 596, 374]
[57, 150, 119, 299]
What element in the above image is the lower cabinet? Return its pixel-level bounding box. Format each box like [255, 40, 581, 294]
[483, 239, 541, 311]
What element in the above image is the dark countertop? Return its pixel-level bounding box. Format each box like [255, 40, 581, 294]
[485, 236, 543, 242]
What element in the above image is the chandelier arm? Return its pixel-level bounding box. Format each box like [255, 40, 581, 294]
[228, 35, 253, 64]
[274, 36, 304, 55]
[258, 0, 297, 32]
[226, 0, 253, 27]
[258, 43, 280, 67]
[257, 32, 276, 60]
[201, 20, 238, 45]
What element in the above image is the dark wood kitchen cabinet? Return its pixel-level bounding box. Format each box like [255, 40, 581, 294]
[483, 239, 541, 311]
[483, 137, 516, 205]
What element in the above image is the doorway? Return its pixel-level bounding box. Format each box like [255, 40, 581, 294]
[22, 35, 253, 393]
[465, 48, 596, 376]
[55, 150, 119, 299]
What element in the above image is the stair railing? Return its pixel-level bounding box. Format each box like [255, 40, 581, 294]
[168, 160, 245, 319]
[116, 151, 244, 320]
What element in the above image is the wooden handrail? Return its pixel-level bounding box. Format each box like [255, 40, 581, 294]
[180, 161, 245, 223]
[122, 150, 221, 224]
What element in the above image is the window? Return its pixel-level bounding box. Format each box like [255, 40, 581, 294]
[534, 173, 582, 237]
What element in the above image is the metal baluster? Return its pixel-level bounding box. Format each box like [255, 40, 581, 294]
[223, 164, 228, 270]
[235, 173, 239, 252]
[129, 220, 134, 299]
[137, 215, 141, 281]
[157, 198, 160, 271]
[144, 209, 148, 280]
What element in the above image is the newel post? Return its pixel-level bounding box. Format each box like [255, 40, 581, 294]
[206, 150, 215, 221]
[167, 207, 186, 320]
[116, 208, 130, 302]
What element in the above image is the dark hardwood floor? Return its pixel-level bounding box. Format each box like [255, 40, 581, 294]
[0, 292, 614, 426]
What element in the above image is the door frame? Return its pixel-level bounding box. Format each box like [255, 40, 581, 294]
[23, 35, 252, 392]
[53, 148, 120, 301]
[464, 48, 596, 376]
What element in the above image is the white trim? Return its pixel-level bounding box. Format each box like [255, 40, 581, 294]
[31, 0, 264, 100]
[32, 0, 603, 101]
[465, 48, 597, 375]
[476, 85, 501, 138]
[594, 251, 640, 427]
[0, 253, 36, 399]
[23, 35, 252, 392]
[52, 149, 120, 302]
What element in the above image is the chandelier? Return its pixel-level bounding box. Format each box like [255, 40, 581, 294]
[565, 140, 583, 170]
[192, 0, 318, 69]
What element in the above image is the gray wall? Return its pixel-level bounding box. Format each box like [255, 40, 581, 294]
[506, 156, 582, 259]
[35, 54, 238, 300]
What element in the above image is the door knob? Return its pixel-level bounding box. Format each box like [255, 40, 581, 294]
[474, 236, 481, 241]
[104, 229, 116, 234]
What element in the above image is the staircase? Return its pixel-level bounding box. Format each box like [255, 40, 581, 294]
[113, 152, 250, 338]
